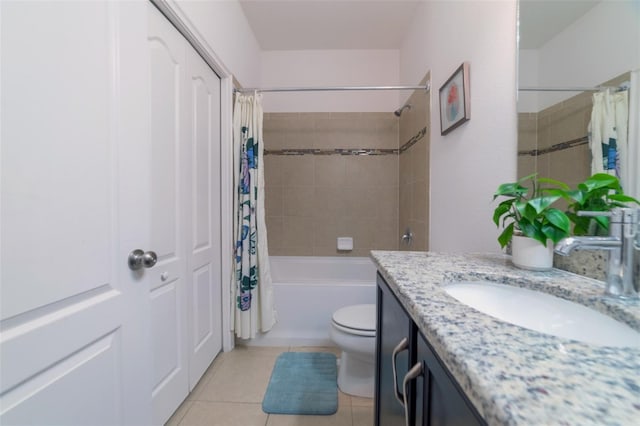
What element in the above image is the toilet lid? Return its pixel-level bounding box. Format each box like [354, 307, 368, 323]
[332, 304, 376, 333]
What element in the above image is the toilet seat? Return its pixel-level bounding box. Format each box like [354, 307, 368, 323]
[331, 304, 376, 337]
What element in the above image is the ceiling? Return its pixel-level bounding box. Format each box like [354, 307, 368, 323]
[239, 0, 601, 51]
[239, 0, 421, 50]
[519, 0, 599, 49]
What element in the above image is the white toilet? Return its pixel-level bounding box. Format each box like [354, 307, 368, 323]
[329, 304, 377, 398]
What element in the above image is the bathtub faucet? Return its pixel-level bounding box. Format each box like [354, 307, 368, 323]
[554, 207, 639, 300]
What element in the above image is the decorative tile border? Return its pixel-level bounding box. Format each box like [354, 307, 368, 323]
[399, 126, 427, 154]
[264, 126, 428, 156]
[264, 148, 398, 156]
[518, 135, 588, 157]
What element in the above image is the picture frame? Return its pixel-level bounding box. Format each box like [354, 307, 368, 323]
[439, 62, 470, 135]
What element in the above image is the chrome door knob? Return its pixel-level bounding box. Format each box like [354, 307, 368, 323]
[128, 249, 158, 271]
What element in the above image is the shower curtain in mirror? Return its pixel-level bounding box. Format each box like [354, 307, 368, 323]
[233, 92, 276, 339]
[626, 70, 640, 199]
[588, 77, 639, 198]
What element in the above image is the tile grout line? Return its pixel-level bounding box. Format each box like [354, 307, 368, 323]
[186, 353, 225, 402]
[173, 401, 193, 426]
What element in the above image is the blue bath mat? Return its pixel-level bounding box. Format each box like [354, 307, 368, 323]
[262, 352, 338, 415]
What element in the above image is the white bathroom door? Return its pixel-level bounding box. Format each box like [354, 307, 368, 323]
[147, 5, 190, 424]
[0, 1, 152, 425]
[185, 45, 223, 387]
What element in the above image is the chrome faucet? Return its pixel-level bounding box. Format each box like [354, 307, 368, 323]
[554, 207, 639, 300]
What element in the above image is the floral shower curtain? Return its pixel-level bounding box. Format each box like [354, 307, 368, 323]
[589, 87, 629, 185]
[233, 93, 276, 339]
[625, 70, 640, 199]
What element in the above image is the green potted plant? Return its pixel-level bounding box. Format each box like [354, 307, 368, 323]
[551, 173, 640, 280]
[565, 173, 640, 235]
[492, 174, 571, 270]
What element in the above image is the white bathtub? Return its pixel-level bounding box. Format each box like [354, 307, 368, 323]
[243, 256, 377, 347]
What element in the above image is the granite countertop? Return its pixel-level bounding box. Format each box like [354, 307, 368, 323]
[370, 251, 640, 426]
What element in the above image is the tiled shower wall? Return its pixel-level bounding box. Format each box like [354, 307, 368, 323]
[517, 97, 591, 188]
[399, 76, 430, 251]
[263, 113, 399, 256]
[518, 72, 630, 188]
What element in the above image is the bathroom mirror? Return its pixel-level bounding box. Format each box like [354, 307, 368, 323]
[517, 0, 638, 188]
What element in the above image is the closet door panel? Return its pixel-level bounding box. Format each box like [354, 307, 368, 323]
[186, 46, 222, 388]
[193, 264, 214, 347]
[193, 76, 213, 251]
[147, 5, 189, 424]
[150, 280, 183, 385]
[148, 41, 180, 261]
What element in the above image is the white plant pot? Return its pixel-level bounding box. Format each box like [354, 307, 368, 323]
[511, 235, 554, 271]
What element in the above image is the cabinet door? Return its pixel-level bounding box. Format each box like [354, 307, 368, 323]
[375, 273, 413, 426]
[415, 332, 484, 426]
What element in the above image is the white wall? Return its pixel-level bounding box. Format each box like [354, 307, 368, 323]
[173, 0, 261, 87]
[260, 50, 400, 112]
[534, 0, 640, 110]
[400, 0, 518, 253]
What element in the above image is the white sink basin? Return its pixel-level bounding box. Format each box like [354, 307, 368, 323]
[444, 281, 640, 348]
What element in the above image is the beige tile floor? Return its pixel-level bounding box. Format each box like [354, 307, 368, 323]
[165, 346, 374, 426]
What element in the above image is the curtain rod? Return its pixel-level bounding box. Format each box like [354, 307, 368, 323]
[234, 84, 430, 93]
[519, 86, 624, 92]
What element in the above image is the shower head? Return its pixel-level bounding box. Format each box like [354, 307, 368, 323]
[394, 104, 412, 117]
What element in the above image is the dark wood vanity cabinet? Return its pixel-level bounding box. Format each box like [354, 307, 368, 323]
[375, 273, 485, 426]
[414, 332, 484, 426]
[375, 272, 412, 425]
